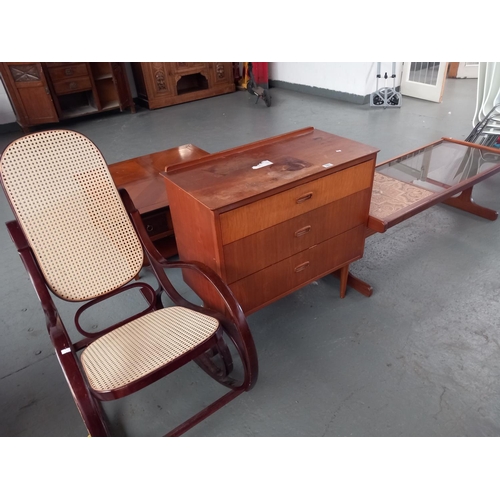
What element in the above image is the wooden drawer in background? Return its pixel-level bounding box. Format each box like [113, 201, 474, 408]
[45, 62, 80, 68]
[48, 63, 89, 82]
[52, 76, 92, 95]
[141, 209, 173, 240]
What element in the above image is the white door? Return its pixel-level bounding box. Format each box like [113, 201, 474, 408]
[457, 62, 479, 79]
[400, 62, 448, 102]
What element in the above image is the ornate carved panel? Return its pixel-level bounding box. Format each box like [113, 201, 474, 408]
[10, 65, 40, 82]
[215, 63, 225, 80]
[152, 63, 167, 91]
[155, 70, 166, 90]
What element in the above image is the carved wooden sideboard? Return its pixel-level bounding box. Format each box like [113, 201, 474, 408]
[0, 62, 135, 132]
[130, 62, 235, 109]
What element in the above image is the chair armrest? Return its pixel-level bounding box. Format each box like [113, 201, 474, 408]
[119, 187, 238, 312]
[7, 220, 61, 333]
[119, 188, 258, 388]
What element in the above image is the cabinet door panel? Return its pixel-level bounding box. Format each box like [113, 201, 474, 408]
[17, 87, 59, 124]
[1, 63, 58, 127]
[145, 63, 175, 97]
[212, 62, 233, 85]
[110, 63, 134, 110]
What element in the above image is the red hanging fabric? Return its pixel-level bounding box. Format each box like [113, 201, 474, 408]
[251, 63, 269, 88]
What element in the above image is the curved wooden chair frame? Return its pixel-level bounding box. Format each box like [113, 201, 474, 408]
[1, 130, 258, 437]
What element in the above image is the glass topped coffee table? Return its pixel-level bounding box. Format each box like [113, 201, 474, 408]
[344, 138, 500, 297]
[368, 137, 500, 234]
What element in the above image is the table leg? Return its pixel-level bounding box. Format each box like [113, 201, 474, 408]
[332, 269, 373, 297]
[442, 187, 498, 221]
[339, 264, 349, 298]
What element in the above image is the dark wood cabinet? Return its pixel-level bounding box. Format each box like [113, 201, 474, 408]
[0, 62, 135, 132]
[107, 143, 211, 260]
[131, 62, 235, 109]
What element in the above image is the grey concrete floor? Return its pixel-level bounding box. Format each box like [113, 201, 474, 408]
[1, 78, 499, 437]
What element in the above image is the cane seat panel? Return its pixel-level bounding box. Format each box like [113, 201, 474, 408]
[81, 306, 220, 393]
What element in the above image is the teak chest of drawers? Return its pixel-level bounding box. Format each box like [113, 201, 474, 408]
[162, 127, 379, 315]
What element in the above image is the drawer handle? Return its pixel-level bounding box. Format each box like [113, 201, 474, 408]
[294, 261, 310, 273]
[294, 225, 311, 238]
[296, 192, 313, 204]
[69, 81, 78, 90]
[65, 68, 74, 76]
[146, 225, 154, 232]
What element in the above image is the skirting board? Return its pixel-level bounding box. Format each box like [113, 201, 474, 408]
[270, 79, 401, 105]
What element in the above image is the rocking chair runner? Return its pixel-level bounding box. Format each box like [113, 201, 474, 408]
[0, 129, 258, 437]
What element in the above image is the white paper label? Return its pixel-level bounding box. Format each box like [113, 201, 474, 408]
[252, 160, 273, 169]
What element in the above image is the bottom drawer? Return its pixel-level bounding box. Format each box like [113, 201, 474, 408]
[229, 225, 365, 313]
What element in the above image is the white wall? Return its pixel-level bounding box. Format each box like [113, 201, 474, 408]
[269, 62, 403, 97]
[0, 78, 17, 125]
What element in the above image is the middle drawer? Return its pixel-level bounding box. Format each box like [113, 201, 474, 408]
[223, 188, 371, 283]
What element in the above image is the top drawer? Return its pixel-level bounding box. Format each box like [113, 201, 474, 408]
[48, 63, 89, 82]
[219, 159, 374, 244]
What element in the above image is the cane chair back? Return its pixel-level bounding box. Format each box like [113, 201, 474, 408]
[0, 129, 143, 301]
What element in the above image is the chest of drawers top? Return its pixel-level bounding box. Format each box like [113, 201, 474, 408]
[161, 127, 379, 212]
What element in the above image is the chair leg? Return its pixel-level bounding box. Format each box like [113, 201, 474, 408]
[216, 333, 234, 375]
[195, 342, 233, 381]
[194, 328, 244, 388]
[77, 398, 110, 437]
[55, 348, 110, 436]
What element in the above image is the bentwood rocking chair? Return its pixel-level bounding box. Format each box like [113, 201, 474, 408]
[0, 129, 258, 437]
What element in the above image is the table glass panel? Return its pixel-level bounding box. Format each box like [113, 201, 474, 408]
[377, 141, 500, 193]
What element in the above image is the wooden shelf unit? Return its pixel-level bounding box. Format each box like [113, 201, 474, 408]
[0, 62, 135, 132]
